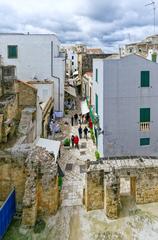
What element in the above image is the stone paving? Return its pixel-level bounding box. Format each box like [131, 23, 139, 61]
[60, 121, 96, 207]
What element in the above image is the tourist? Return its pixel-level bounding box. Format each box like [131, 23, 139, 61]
[83, 126, 88, 140]
[71, 115, 74, 126]
[74, 135, 79, 149]
[78, 125, 82, 139]
[71, 135, 75, 148]
[74, 113, 78, 125]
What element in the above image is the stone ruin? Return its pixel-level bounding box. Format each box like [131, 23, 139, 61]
[84, 156, 158, 219]
[0, 146, 60, 226]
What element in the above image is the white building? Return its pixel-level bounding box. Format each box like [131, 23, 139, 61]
[65, 46, 78, 77]
[0, 33, 65, 113]
[93, 54, 158, 157]
[82, 71, 93, 105]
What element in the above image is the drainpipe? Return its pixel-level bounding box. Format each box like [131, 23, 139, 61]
[51, 41, 61, 111]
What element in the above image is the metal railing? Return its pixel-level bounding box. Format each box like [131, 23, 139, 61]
[140, 122, 150, 131]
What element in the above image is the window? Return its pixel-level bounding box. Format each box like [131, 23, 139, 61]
[141, 71, 150, 87]
[96, 68, 98, 82]
[8, 45, 18, 58]
[140, 138, 150, 146]
[72, 56, 74, 60]
[140, 108, 150, 122]
[72, 62, 74, 65]
[152, 53, 157, 62]
[95, 94, 98, 115]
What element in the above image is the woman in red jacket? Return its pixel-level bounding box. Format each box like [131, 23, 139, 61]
[74, 135, 79, 149]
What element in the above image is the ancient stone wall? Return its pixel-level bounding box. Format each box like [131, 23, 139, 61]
[0, 147, 60, 227]
[15, 80, 37, 113]
[85, 170, 104, 211]
[0, 156, 26, 205]
[136, 168, 158, 204]
[104, 175, 120, 219]
[85, 158, 158, 219]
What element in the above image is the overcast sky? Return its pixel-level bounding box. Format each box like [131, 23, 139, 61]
[0, 0, 157, 52]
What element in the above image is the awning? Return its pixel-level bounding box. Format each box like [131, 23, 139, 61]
[90, 106, 95, 123]
[81, 100, 89, 115]
[36, 138, 61, 161]
[64, 86, 76, 97]
[73, 70, 78, 76]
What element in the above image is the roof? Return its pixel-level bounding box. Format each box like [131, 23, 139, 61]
[35, 138, 61, 161]
[28, 80, 53, 84]
[65, 86, 76, 97]
[16, 80, 37, 91]
[87, 48, 104, 54]
[88, 156, 158, 172]
[83, 71, 93, 77]
[81, 100, 89, 115]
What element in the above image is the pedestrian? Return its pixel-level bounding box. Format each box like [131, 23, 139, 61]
[83, 126, 88, 140]
[74, 135, 79, 149]
[89, 118, 93, 129]
[71, 115, 74, 126]
[78, 125, 82, 139]
[71, 135, 75, 148]
[74, 113, 78, 125]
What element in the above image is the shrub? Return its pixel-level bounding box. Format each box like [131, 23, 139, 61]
[63, 138, 70, 146]
[95, 150, 100, 160]
[90, 129, 95, 143]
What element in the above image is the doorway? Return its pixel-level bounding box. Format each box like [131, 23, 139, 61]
[119, 176, 136, 217]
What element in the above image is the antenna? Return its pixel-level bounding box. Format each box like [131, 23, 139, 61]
[145, 1, 156, 33]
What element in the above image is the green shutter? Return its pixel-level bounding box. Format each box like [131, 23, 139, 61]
[141, 71, 150, 87]
[140, 108, 150, 122]
[152, 53, 157, 62]
[96, 69, 98, 82]
[95, 94, 98, 115]
[140, 138, 150, 146]
[8, 45, 17, 58]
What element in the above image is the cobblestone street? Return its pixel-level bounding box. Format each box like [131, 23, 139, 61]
[60, 121, 96, 207]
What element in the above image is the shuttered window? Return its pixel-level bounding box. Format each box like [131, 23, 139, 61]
[96, 69, 98, 82]
[95, 94, 98, 115]
[140, 138, 150, 146]
[140, 108, 150, 122]
[152, 53, 157, 62]
[8, 45, 18, 58]
[141, 71, 150, 87]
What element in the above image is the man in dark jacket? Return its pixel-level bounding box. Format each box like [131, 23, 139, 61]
[78, 126, 82, 139]
[83, 126, 88, 140]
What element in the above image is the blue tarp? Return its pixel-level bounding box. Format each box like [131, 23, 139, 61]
[0, 189, 16, 240]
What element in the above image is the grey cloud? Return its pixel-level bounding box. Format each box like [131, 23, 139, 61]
[0, 0, 157, 52]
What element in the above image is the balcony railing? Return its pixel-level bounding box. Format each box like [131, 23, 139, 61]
[140, 122, 150, 131]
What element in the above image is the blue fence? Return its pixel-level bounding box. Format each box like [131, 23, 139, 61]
[0, 189, 16, 240]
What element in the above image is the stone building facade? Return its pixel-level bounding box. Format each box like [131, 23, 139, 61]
[84, 157, 158, 219]
[0, 64, 18, 143]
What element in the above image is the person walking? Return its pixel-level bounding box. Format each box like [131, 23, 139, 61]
[78, 125, 82, 139]
[71, 135, 75, 148]
[71, 116, 74, 126]
[74, 135, 79, 149]
[74, 113, 78, 125]
[83, 126, 88, 140]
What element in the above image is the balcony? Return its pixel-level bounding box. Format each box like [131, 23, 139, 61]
[140, 122, 150, 132]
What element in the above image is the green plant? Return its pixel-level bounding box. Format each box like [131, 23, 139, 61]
[33, 218, 46, 233]
[63, 138, 70, 146]
[90, 129, 95, 143]
[64, 109, 69, 115]
[95, 150, 100, 160]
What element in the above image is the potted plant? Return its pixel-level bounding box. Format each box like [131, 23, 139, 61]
[63, 138, 70, 148]
[95, 150, 100, 160]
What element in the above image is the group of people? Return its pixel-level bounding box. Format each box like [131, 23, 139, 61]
[78, 125, 88, 140]
[70, 111, 90, 149]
